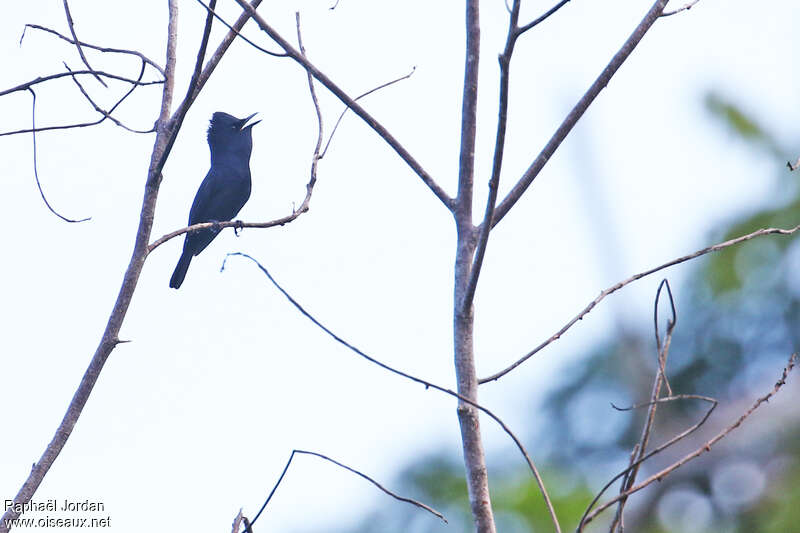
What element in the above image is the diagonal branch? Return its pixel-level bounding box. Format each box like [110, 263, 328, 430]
[479, 223, 800, 384]
[0, 4, 179, 530]
[245, 449, 447, 531]
[488, 0, 670, 230]
[231, 0, 453, 210]
[62, 0, 108, 87]
[195, 0, 286, 57]
[517, 0, 573, 35]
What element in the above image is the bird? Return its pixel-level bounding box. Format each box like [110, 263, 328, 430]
[169, 111, 260, 289]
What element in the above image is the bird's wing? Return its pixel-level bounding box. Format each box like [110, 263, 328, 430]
[188, 166, 251, 225]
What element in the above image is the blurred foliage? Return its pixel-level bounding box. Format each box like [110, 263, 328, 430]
[335, 96, 800, 532]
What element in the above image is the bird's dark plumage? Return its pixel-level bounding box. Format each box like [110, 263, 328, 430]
[170, 111, 260, 289]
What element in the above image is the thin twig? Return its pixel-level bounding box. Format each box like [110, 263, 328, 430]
[26, 88, 90, 223]
[62, 0, 107, 87]
[0, 71, 161, 99]
[579, 393, 718, 532]
[245, 449, 447, 532]
[653, 279, 675, 396]
[21, 24, 165, 77]
[231, 0, 453, 210]
[479, 223, 800, 384]
[320, 67, 416, 158]
[186, 0, 217, 106]
[222, 252, 559, 530]
[195, 0, 286, 57]
[609, 280, 677, 531]
[580, 353, 798, 529]
[661, 0, 702, 17]
[65, 62, 154, 133]
[517, 0, 573, 35]
[460, 0, 519, 313]
[489, 0, 670, 229]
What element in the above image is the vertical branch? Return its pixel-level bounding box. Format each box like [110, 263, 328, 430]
[461, 0, 519, 312]
[0, 3, 178, 531]
[453, 1, 496, 532]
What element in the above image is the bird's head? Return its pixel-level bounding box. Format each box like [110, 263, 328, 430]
[207, 111, 260, 159]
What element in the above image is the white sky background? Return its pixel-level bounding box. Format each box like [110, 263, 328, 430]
[1, 1, 797, 531]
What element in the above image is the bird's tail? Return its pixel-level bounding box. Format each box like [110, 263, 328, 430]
[169, 250, 193, 289]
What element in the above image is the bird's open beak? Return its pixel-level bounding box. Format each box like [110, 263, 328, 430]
[239, 112, 261, 130]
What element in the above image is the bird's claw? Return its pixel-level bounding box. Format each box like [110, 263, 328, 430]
[234, 220, 244, 236]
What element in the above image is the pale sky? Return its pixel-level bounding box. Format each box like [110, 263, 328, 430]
[1, 1, 797, 531]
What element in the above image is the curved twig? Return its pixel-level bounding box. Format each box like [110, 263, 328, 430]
[26, 88, 91, 223]
[221, 252, 560, 533]
[245, 449, 447, 531]
[21, 24, 165, 77]
[320, 67, 416, 158]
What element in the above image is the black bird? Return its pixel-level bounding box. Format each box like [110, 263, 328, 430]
[169, 111, 260, 289]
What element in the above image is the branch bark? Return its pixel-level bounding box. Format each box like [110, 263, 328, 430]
[231, 0, 453, 210]
[0, 3, 178, 529]
[488, 0, 670, 229]
[452, 2, 497, 532]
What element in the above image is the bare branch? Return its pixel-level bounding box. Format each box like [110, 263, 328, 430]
[517, 0, 573, 35]
[65, 62, 154, 133]
[661, 0, 702, 17]
[25, 88, 90, 223]
[186, 0, 218, 105]
[222, 252, 559, 531]
[0, 71, 161, 100]
[489, 0, 670, 229]
[62, 0, 107, 87]
[460, 0, 519, 313]
[321, 67, 417, 159]
[609, 280, 677, 531]
[0, 3, 179, 529]
[580, 353, 798, 529]
[231, 0, 453, 210]
[245, 449, 447, 532]
[452, 2, 502, 530]
[194, 0, 286, 58]
[21, 24, 165, 77]
[479, 223, 800, 384]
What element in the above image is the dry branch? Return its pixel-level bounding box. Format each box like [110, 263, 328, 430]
[244, 449, 446, 531]
[579, 353, 798, 529]
[222, 252, 558, 531]
[480, 224, 800, 384]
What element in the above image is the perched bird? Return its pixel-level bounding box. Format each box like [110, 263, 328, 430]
[169, 111, 260, 289]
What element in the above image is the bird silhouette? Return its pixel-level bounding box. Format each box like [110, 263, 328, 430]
[169, 111, 260, 289]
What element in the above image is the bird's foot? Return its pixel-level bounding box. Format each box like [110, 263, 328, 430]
[233, 220, 244, 236]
